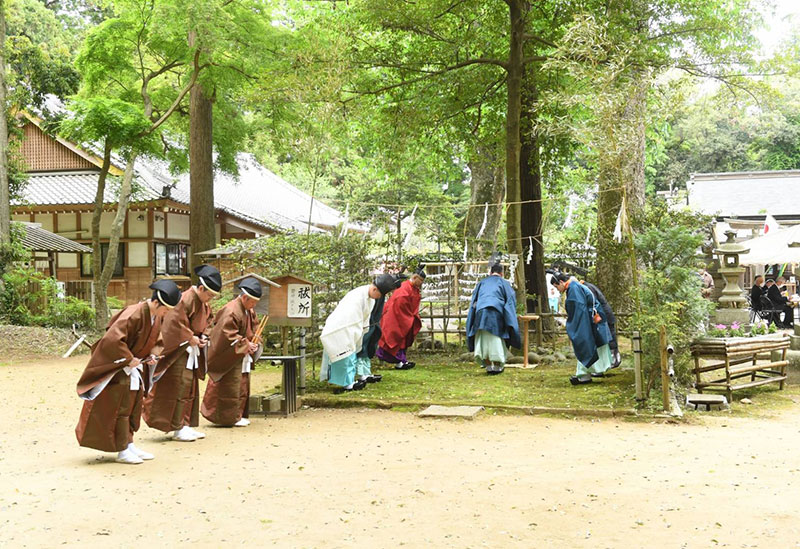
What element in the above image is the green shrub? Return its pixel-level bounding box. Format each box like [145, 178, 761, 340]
[0, 265, 95, 328]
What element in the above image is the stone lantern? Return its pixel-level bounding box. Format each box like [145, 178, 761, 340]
[713, 230, 750, 325]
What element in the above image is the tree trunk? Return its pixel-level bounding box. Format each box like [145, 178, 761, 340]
[97, 151, 139, 326]
[505, 0, 526, 303]
[92, 142, 112, 328]
[465, 144, 505, 259]
[0, 0, 9, 246]
[594, 75, 648, 314]
[519, 71, 546, 315]
[189, 83, 216, 276]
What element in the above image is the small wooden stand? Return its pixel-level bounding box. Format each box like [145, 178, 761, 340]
[690, 334, 790, 402]
[518, 314, 540, 369]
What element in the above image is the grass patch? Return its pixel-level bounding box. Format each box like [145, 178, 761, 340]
[302, 351, 640, 411]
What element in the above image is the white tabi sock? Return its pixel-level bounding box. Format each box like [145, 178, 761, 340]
[127, 442, 154, 460]
[360, 375, 369, 381]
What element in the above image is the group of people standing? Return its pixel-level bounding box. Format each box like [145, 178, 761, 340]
[750, 275, 795, 328]
[75, 266, 265, 464]
[320, 268, 426, 393]
[464, 263, 620, 384]
[76, 258, 624, 463]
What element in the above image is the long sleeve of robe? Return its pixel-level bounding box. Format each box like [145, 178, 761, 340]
[565, 281, 612, 368]
[357, 294, 385, 359]
[320, 285, 374, 362]
[143, 288, 213, 432]
[465, 275, 521, 352]
[378, 280, 422, 356]
[201, 298, 256, 426]
[75, 301, 162, 452]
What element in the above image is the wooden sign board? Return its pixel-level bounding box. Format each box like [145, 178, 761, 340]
[268, 274, 314, 327]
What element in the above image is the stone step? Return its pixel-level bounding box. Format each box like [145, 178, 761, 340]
[795, 324, 800, 337]
[418, 405, 484, 419]
[791, 335, 800, 351]
[770, 349, 800, 384]
[686, 393, 728, 411]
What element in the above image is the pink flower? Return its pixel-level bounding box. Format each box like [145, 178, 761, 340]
[714, 324, 727, 330]
[731, 322, 740, 330]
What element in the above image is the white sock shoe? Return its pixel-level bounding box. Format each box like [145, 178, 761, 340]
[127, 442, 154, 460]
[359, 375, 369, 381]
[233, 418, 250, 427]
[188, 427, 206, 439]
[172, 426, 198, 442]
[116, 448, 143, 465]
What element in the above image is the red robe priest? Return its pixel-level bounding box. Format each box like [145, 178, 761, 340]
[377, 269, 424, 369]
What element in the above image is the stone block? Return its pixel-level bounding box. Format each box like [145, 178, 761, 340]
[713, 308, 750, 327]
[248, 395, 264, 413]
[790, 335, 800, 351]
[686, 393, 728, 411]
[418, 405, 484, 419]
[265, 393, 283, 413]
[795, 324, 800, 337]
[771, 349, 800, 384]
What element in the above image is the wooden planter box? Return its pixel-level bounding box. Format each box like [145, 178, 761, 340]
[690, 334, 790, 401]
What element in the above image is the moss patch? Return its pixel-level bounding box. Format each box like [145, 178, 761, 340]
[302, 351, 640, 411]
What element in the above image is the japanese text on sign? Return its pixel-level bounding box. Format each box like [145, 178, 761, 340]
[287, 284, 312, 318]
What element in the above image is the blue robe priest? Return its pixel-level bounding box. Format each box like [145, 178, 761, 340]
[466, 263, 521, 375]
[551, 274, 613, 384]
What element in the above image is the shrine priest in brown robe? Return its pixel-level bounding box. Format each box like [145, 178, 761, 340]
[143, 265, 221, 442]
[75, 280, 181, 464]
[201, 277, 261, 427]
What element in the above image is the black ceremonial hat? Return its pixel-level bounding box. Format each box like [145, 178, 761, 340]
[237, 277, 262, 300]
[374, 273, 398, 296]
[150, 279, 181, 308]
[194, 264, 222, 294]
[414, 264, 427, 279]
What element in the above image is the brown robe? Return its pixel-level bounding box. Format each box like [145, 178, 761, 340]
[201, 297, 257, 426]
[142, 288, 212, 432]
[75, 302, 162, 452]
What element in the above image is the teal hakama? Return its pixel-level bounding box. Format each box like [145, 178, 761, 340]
[321, 352, 357, 387]
[473, 330, 508, 365]
[355, 356, 372, 377]
[575, 344, 613, 376]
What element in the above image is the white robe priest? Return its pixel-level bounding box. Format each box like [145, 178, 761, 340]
[320, 275, 399, 390]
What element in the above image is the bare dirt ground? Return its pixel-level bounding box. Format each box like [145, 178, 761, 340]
[2, 356, 800, 548]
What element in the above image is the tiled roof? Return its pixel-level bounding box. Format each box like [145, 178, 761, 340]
[14, 171, 163, 206]
[687, 171, 800, 217]
[21, 222, 91, 253]
[149, 154, 352, 234]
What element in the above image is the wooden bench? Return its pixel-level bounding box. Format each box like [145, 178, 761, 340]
[690, 334, 790, 402]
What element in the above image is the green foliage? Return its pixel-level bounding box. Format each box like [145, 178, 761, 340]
[58, 96, 160, 156]
[0, 266, 94, 328]
[635, 202, 714, 385]
[6, 0, 81, 109]
[0, 223, 31, 276]
[226, 232, 375, 322]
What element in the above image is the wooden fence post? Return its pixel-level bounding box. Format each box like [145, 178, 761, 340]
[659, 326, 670, 411]
[633, 330, 644, 401]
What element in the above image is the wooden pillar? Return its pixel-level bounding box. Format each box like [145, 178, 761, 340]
[659, 326, 670, 411]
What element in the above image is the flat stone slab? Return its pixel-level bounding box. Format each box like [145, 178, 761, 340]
[686, 393, 728, 411]
[418, 405, 484, 419]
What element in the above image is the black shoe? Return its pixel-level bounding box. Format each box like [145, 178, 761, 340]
[352, 380, 367, 391]
[333, 386, 352, 395]
[365, 374, 382, 383]
[590, 373, 605, 378]
[395, 362, 415, 370]
[569, 374, 592, 385]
